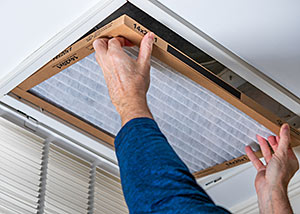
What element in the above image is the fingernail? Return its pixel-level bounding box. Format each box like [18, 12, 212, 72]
[148, 32, 155, 41]
[283, 124, 290, 132]
[92, 39, 98, 46]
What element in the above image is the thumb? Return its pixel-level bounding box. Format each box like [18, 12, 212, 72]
[137, 32, 155, 65]
[278, 123, 291, 153]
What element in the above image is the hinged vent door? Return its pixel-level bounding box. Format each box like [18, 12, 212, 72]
[0, 117, 128, 213]
[0, 117, 44, 214]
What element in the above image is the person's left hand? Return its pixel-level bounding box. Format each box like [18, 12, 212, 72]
[245, 124, 299, 214]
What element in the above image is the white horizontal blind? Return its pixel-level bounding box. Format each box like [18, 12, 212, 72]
[0, 117, 44, 214]
[0, 117, 128, 213]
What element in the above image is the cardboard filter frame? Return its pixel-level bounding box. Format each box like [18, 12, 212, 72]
[11, 15, 300, 178]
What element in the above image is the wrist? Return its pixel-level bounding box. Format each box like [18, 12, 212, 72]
[257, 184, 292, 214]
[116, 97, 153, 126]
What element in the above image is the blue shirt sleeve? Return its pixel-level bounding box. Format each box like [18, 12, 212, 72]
[115, 117, 230, 214]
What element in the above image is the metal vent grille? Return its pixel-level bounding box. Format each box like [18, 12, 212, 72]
[0, 117, 128, 213]
[44, 145, 91, 213]
[93, 168, 128, 214]
[29, 48, 274, 173]
[0, 118, 43, 214]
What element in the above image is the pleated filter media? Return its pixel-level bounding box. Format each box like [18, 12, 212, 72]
[29, 47, 274, 173]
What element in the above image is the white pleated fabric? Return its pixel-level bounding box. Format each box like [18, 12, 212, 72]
[30, 47, 273, 172]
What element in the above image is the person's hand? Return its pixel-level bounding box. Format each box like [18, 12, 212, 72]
[245, 124, 299, 214]
[93, 32, 155, 125]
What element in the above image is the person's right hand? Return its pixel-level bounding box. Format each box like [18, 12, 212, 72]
[93, 32, 155, 126]
[245, 124, 299, 214]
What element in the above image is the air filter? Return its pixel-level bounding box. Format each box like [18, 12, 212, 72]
[29, 48, 273, 173]
[11, 12, 300, 178]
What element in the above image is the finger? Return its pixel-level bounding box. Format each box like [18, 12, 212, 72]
[137, 32, 155, 66]
[112, 37, 127, 47]
[124, 39, 134, 47]
[257, 135, 272, 164]
[245, 146, 265, 171]
[93, 38, 109, 57]
[278, 123, 291, 153]
[268, 135, 278, 152]
[106, 38, 131, 63]
[108, 37, 124, 51]
[114, 37, 134, 47]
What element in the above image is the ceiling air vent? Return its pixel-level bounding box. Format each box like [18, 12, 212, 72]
[10, 3, 300, 178]
[28, 49, 272, 174]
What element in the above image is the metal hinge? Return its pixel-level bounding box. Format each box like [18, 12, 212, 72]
[17, 110, 39, 132]
[25, 116, 39, 132]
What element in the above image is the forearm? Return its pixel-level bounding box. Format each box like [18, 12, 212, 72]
[94, 33, 230, 213]
[115, 118, 230, 213]
[257, 186, 293, 214]
[117, 97, 153, 126]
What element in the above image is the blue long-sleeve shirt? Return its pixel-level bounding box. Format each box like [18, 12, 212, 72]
[115, 117, 230, 213]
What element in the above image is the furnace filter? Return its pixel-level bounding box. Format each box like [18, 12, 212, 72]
[29, 47, 273, 173]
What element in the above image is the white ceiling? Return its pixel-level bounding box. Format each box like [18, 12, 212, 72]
[0, 0, 104, 84]
[157, 0, 300, 99]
